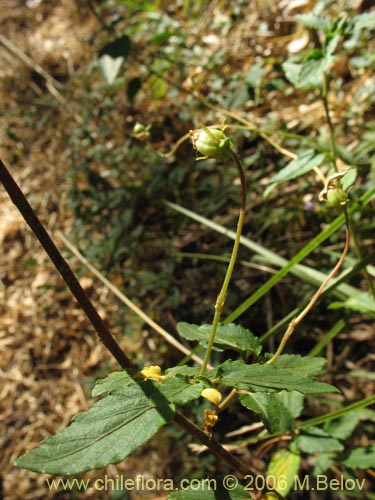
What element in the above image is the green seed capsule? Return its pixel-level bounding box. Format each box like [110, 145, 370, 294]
[326, 187, 348, 207]
[190, 127, 233, 161]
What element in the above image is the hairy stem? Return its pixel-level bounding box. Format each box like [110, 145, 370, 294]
[200, 150, 247, 375]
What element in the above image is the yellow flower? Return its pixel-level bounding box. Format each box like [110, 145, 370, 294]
[140, 365, 165, 381]
[204, 409, 219, 428]
[201, 388, 222, 405]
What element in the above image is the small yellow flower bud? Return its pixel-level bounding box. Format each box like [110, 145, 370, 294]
[204, 409, 219, 428]
[190, 127, 233, 161]
[140, 365, 165, 381]
[201, 388, 222, 405]
[133, 122, 150, 141]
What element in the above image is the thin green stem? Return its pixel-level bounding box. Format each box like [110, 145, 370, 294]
[200, 151, 247, 375]
[267, 206, 351, 365]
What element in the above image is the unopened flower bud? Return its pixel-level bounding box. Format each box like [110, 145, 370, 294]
[133, 122, 150, 141]
[190, 127, 233, 161]
[140, 365, 165, 381]
[325, 187, 348, 208]
[201, 388, 222, 405]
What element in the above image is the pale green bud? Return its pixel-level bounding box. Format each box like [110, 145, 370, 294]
[190, 127, 233, 161]
[326, 187, 348, 207]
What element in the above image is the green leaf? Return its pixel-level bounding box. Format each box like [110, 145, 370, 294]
[293, 427, 344, 453]
[15, 371, 174, 475]
[177, 322, 262, 355]
[214, 360, 339, 395]
[239, 392, 294, 433]
[282, 56, 334, 90]
[313, 452, 335, 475]
[351, 12, 375, 32]
[329, 292, 375, 313]
[165, 366, 201, 377]
[342, 445, 375, 469]
[295, 13, 331, 31]
[94, 369, 205, 406]
[264, 150, 325, 197]
[272, 354, 327, 378]
[323, 411, 362, 439]
[266, 449, 301, 497]
[168, 479, 250, 499]
[157, 377, 206, 406]
[275, 390, 305, 419]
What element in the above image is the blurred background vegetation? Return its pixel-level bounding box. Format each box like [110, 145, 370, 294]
[0, 0, 374, 498]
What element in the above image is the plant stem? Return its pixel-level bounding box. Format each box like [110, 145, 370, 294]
[267, 207, 351, 365]
[200, 150, 247, 375]
[322, 71, 338, 171]
[173, 411, 256, 478]
[0, 158, 134, 370]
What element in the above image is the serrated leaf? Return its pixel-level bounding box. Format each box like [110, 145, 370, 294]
[275, 390, 305, 419]
[293, 427, 344, 453]
[168, 479, 250, 499]
[157, 377, 205, 406]
[267, 449, 301, 497]
[342, 445, 375, 469]
[240, 392, 294, 433]
[295, 13, 331, 31]
[272, 355, 327, 378]
[282, 61, 301, 87]
[329, 292, 375, 313]
[15, 372, 174, 475]
[264, 150, 325, 197]
[298, 56, 334, 88]
[283, 57, 334, 90]
[313, 452, 335, 475]
[323, 411, 362, 439]
[94, 369, 204, 406]
[177, 322, 261, 355]
[214, 360, 339, 395]
[165, 366, 201, 377]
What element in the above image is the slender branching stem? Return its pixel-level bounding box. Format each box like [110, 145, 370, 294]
[0, 158, 134, 370]
[267, 207, 351, 365]
[217, 388, 239, 412]
[200, 150, 247, 375]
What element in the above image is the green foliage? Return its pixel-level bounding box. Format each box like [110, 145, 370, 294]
[13, 1, 375, 498]
[177, 322, 261, 355]
[264, 150, 325, 197]
[266, 449, 301, 498]
[15, 370, 175, 475]
[213, 358, 338, 395]
[239, 392, 295, 433]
